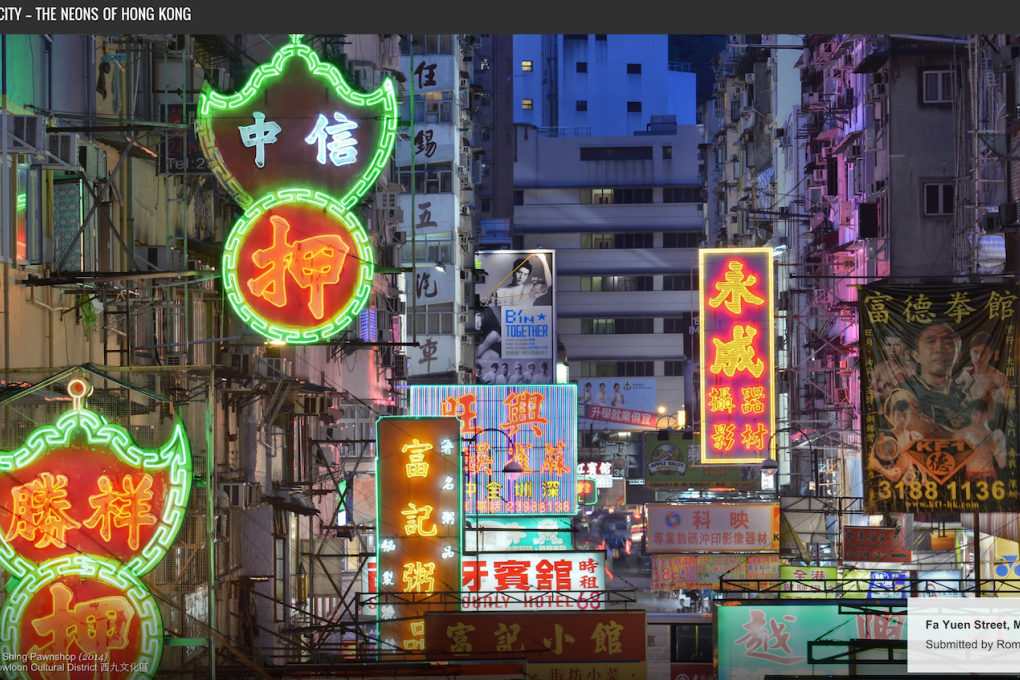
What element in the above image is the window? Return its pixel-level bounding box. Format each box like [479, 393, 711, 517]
[663, 187, 702, 203]
[627, 63, 642, 74]
[613, 187, 653, 204]
[522, 99, 534, 110]
[595, 34, 608, 41]
[396, 167, 455, 194]
[663, 274, 697, 291]
[664, 360, 684, 376]
[627, 101, 642, 113]
[482, 199, 492, 212]
[580, 275, 653, 292]
[922, 69, 953, 104]
[411, 310, 455, 336]
[581, 318, 654, 334]
[662, 232, 703, 249]
[580, 146, 653, 161]
[576, 100, 588, 112]
[580, 233, 614, 249]
[522, 60, 534, 72]
[401, 91, 455, 124]
[581, 188, 615, 204]
[924, 182, 954, 216]
[672, 623, 713, 663]
[576, 62, 588, 73]
[400, 34, 453, 55]
[730, 100, 740, 122]
[580, 361, 654, 377]
[663, 318, 685, 333]
[613, 233, 654, 249]
[513, 190, 524, 207]
[479, 93, 492, 107]
[662, 145, 672, 160]
[411, 236, 453, 264]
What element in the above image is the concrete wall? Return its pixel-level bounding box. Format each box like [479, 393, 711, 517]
[888, 54, 957, 278]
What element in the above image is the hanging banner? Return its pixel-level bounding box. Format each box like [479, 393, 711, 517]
[646, 503, 779, 553]
[858, 284, 1020, 513]
[699, 248, 775, 464]
[475, 251, 556, 385]
[842, 569, 911, 599]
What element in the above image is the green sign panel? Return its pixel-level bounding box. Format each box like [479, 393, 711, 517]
[465, 516, 573, 552]
[643, 431, 759, 489]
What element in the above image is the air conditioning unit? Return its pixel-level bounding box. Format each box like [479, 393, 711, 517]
[378, 206, 404, 225]
[294, 396, 329, 416]
[386, 297, 406, 315]
[814, 153, 827, 166]
[82, 144, 108, 181]
[257, 357, 292, 380]
[379, 244, 401, 269]
[31, 132, 79, 169]
[806, 93, 824, 108]
[392, 231, 407, 245]
[849, 144, 862, 158]
[220, 482, 262, 509]
[392, 353, 408, 380]
[869, 83, 887, 99]
[7, 114, 46, 152]
[864, 129, 878, 152]
[459, 77, 470, 89]
[166, 351, 188, 366]
[868, 180, 887, 195]
[458, 233, 470, 246]
[812, 168, 827, 183]
[135, 245, 186, 272]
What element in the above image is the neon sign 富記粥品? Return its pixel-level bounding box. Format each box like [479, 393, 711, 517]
[699, 248, 775, 464]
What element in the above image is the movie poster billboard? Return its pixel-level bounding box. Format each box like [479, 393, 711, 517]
[474, 250, 556, 385]
[859, 284, 1020, 513]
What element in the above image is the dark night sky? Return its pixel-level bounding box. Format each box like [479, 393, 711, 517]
[669, 35, 728, 103]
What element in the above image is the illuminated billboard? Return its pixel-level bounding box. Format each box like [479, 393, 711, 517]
[197, 34, 397, 344]
[645, 502, 779, 553]
[474, 250, 557, 384]
[375, 417, 462, 655]
[408, 385, 577, 515]
[0, 378, 192, 680]
[699, 248, 775, 464]
[858, 284, 1019, 513]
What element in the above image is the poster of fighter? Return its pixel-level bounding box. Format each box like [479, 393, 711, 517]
[473, 250, 556, 385]
[859, 284, 1020, 513]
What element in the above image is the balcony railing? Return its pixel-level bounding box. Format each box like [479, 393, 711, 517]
[668, 61, 693, 72]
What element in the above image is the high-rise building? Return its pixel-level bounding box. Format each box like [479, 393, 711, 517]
[513, 34, 697, 136]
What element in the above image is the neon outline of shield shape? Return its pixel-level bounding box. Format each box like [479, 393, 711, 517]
[0, 408, 192, 579]
[196, 33, 398, 212]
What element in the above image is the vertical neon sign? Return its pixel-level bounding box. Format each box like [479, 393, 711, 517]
[699, 248, 775, 464]
[375, 417, 462, 656]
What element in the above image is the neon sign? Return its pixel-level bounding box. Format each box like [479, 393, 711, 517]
[699, 248, 775, 464]
[220, 189, 374, 344]
[375, 417, 462, 656]
[408, 385, 578, 516]
[0, 379, 190, 679]
[197, 34, 397, 210]
[198, 34, 396, 344]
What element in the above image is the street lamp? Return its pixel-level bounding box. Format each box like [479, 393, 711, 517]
[763, 427, 816, 495]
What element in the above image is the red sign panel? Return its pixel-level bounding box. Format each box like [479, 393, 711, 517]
[424, 611, 646, 663]
[843, 526, 912, 562]
[699, 248, 775, 464]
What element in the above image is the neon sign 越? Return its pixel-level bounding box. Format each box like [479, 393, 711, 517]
[699, 248, 775, 464]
